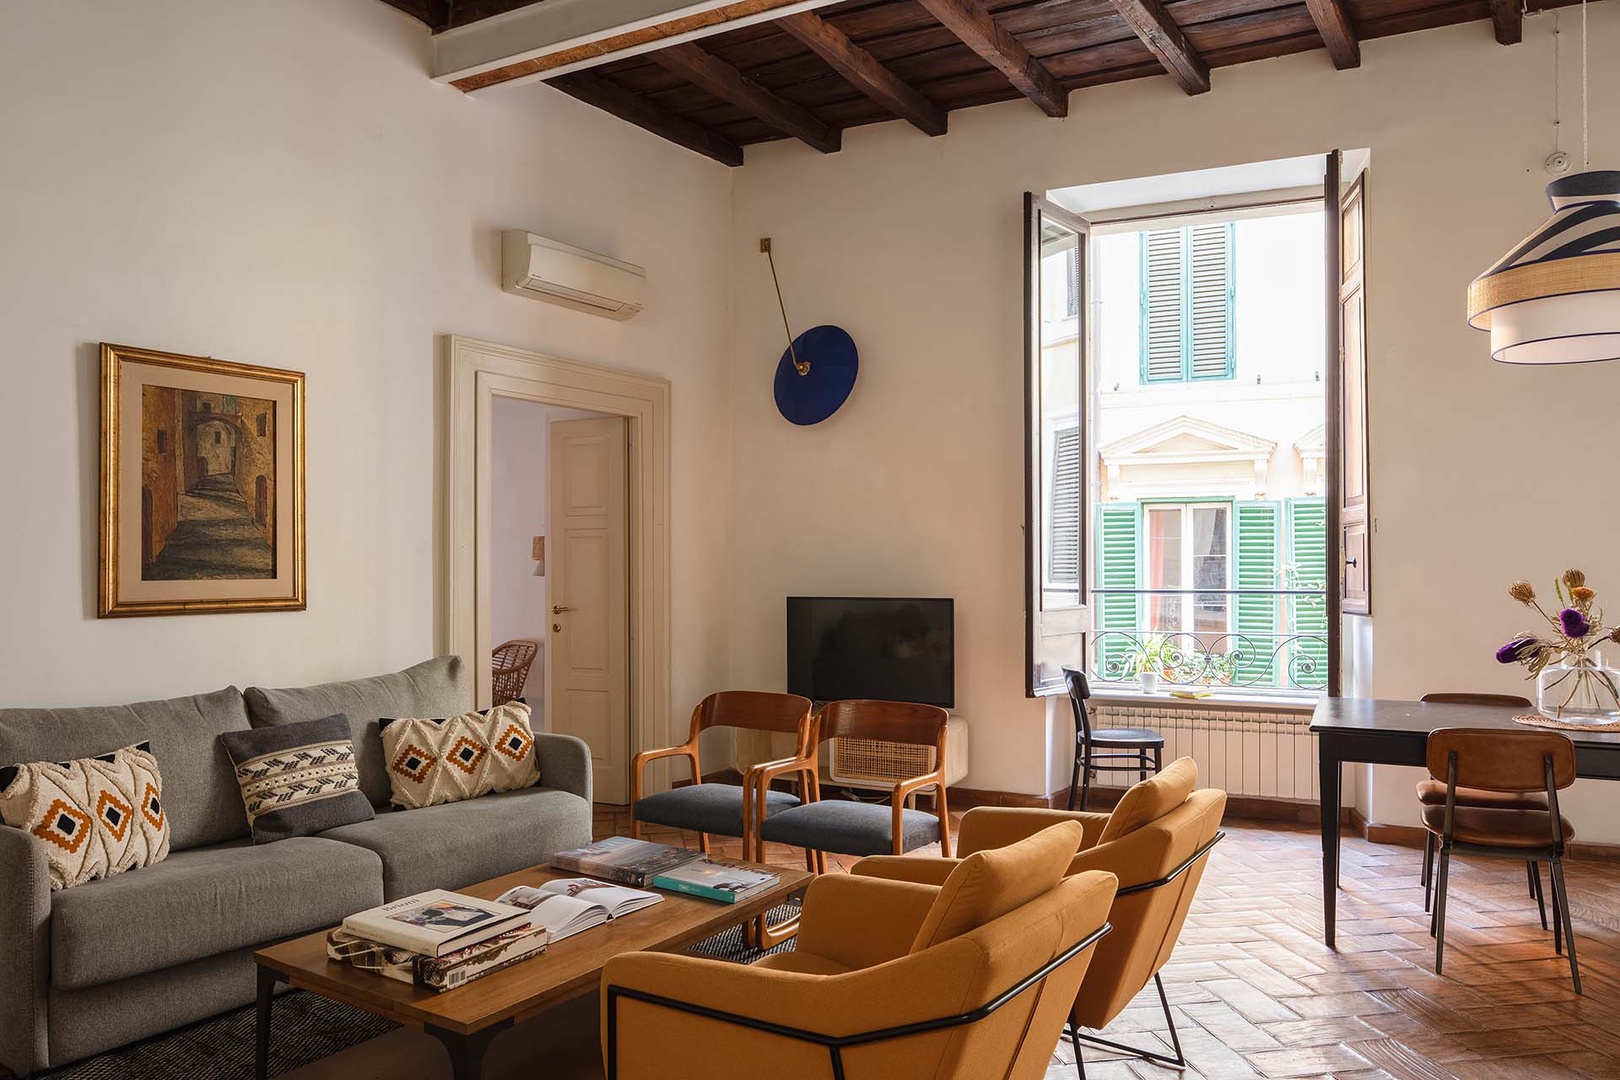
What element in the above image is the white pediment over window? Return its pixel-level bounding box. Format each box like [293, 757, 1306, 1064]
[1294, 423, 1325, 495]
[1098, 414, 1278, 500]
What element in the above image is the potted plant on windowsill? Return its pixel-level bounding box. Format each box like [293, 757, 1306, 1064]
[1130, 635, 1173, 694]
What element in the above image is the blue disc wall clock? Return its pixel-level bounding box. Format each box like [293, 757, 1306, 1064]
[774, 325, 858, 426]
[761, 237, 858, 426]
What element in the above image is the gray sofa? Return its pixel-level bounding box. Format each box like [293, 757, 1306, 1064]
[0, 657, 592, 1076]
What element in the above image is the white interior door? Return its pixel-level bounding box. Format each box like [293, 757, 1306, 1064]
[547, 416, 630, 804]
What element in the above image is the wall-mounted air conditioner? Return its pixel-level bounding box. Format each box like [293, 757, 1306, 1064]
[500, 231, 646, 321]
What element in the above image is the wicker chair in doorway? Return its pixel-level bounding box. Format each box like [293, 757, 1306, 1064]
[492, 639, 540, 706]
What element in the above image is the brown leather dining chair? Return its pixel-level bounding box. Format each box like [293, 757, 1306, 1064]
[1423, 726, 1580, 992]
[1414, 694, 1548, 925]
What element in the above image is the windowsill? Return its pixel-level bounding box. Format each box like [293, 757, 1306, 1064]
[1089, 687, 1320, 714]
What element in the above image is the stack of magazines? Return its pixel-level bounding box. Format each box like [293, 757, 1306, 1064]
[550, 837, 781, 903]
[327, 880, 667, 991]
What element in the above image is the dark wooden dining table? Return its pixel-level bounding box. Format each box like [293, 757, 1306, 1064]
[1309, 697, 1620, 948]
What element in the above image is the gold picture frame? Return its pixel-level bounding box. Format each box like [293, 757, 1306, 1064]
[99, 343, 306, 617]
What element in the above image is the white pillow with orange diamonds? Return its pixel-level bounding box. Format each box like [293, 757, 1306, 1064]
[379, 702, 540, 810]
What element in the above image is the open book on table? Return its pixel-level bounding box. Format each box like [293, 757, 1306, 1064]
[495, 878, 663, 942]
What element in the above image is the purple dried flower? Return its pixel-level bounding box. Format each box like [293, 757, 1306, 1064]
[1496, 637, 1540, 664]
[1558, 607, 1591, 639]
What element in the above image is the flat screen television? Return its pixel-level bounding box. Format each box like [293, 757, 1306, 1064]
[786, 597, 955, 709]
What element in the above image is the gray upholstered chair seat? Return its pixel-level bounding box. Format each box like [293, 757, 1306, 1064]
[633, 783, 800, 837]
[50, 837, 381, 991]
[320, 786, 590, 900]
[759, 800, 941, 857]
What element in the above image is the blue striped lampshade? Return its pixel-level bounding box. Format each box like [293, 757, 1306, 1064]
[1467, 171, 1620, 365]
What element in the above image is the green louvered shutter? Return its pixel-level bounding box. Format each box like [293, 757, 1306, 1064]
[1233, 501, 1281, 686]
[1094, 502, 1141, 681]
[1188, 224, 1234, 380]
[1141, 230, 1185, 383]
[1048, 428, 1082, 584]
[1286, 498, 1329, 691]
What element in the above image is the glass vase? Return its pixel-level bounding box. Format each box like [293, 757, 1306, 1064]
[1536, 650, 1620, 725]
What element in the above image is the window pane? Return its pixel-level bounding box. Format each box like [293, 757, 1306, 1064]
[1192, 505, 1229, 637]
[1146, 506, 1182, 634]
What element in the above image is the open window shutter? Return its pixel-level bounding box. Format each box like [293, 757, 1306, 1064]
[1338, 175, 1370, 616]
[1048, 428, 1083, 583]
[1233, 501, 1280, 685]
[1142, 229, 1185, 382]
[1026, 193, 1090, 695]
[1188, 224, 1234, 380]
[1285, 498, 1329, 691]
[1094, 502, 1141, 681]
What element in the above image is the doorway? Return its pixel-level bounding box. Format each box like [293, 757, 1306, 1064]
[490, 398, 630, 801]
[446, 336, 672, 808]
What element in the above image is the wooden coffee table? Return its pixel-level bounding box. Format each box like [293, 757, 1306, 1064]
[253, 861, 810, 1080]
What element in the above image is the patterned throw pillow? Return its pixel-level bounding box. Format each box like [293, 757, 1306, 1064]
[0, 743, 171, 891]
[379, 702, 540, 810]
[219, 714, 374, 844]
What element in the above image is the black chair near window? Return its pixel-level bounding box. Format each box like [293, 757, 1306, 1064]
[1062, 667, 1165, 811]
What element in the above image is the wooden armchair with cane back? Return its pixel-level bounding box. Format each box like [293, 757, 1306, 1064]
[630, 691, 814, 856]
[853, 758, 1226, 1075]
[490, 639, 539, 707]
[600, 822, 1119, 1080]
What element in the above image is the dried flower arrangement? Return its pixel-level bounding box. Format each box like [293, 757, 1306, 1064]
[1497, 569, 1620, 719]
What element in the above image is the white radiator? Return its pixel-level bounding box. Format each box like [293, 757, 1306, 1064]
[1089, 703, 1318, 801]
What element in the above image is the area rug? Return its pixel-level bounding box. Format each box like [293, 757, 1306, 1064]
[34, 901, 803, 1079]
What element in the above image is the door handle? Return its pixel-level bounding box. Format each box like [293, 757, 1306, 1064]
[552, 605, 574, 615]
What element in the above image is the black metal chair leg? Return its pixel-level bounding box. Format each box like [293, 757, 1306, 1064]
[1067, 973, 1188, 1070]
[1551, 857, 1581, 994]
[1531, 862, 1548, 931]
[1154, 972, 1186, 1067]
[1152, 747, 1162, 774]
[1067, 746, 1082, 811]
[1138, 750, 1147, 784]
[1551, 862, 1564, 956]
[1422, 832, 1435, 912]
[1433, 847, 1452, 973]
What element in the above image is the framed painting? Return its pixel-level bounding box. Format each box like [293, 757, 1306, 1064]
[99, 343, 306, 617]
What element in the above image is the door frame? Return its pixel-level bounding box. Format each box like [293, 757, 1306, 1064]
[445, 335, 671, 798]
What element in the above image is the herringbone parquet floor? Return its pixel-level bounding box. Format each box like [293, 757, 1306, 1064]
[596, 807, 1620, 1080]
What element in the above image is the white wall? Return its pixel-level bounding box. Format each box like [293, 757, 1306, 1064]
[0, 0, 734, 754]
[728, 11, 1620, 835]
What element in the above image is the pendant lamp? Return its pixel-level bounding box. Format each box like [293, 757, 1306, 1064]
[1467, 0, 1619, 365]
[1467, 171, 1620, 364]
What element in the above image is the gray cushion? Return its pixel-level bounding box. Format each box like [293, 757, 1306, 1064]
[47, 945, 262, 1069]
[633, 783, 800, 838]
[218, 714, 374, 843]
[759, 800, 941, 857]
[319, 786, 590, 900]
[50, 837, 381, 990]
[245, 657, 470, 806]
[0, 687, 252, 851]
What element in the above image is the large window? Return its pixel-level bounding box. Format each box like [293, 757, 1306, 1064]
[1141, 224, 1235, 384]
[1025, 154, 1369, 700]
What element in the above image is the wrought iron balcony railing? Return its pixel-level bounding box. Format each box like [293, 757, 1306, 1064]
[1089, 586, 1328, 693]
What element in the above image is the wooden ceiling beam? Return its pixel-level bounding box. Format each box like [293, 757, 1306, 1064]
[1489, 0, 1523, 44]
[550, 71, 746, 166]
[1303, 0, 1360, 67]
[650, 41, 842, 153]
[912, 0, 1069, 118]
[1103, 0, 1211, 94]
[778, 11, 949, 137]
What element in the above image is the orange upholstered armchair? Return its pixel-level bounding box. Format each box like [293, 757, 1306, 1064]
[600, 822, 1118, 1080]
[854, 757, 1226, 1073]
